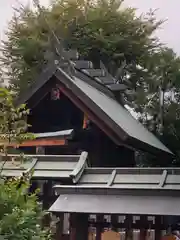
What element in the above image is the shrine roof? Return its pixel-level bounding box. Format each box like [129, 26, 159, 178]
[15, 49, 172, 156]
[50, 166, 180, 216]
[0, 151, 87, 180]
[49, 193, 180, 216]
[0, 129, 74, 147]
[34, 129, 74, 139]
[54, 167, 180, 192]
[60, 73, 172, 155]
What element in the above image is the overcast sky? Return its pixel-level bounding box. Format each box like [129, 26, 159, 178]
[0, 0, 180, 54]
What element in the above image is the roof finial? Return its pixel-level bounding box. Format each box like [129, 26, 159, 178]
[33, 0, 76, 77]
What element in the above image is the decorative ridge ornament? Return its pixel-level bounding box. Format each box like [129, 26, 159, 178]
[33, 0, 76, 78]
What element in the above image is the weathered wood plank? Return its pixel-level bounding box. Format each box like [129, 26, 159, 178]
[4, 139, 66, 147]
[96, 215, 104, 240]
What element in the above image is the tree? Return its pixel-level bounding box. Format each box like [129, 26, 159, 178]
[0, 87, 51, 240]
[0, 70, 5, 87]
[0, 87, 33, 165]
[136, 48, 180, 166]
[1, 0, 162, 97]
[0, 177, 51, 240]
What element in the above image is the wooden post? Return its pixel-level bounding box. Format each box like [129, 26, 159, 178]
[140, 216, 147, 240]
[69, 213, 89, 240]
[111, 214, 119, 232]
[55, 213, 64, 240]
[76, 213, 89, 240]
[96, 214, 103, 240]
[125, 215, 133, 240]
[36, 146, 45, 154]
[155, 216, 162, 240]
[63, 213, 70, 236]
[42, 180, 52, 227]
[69, 213, 76, 240]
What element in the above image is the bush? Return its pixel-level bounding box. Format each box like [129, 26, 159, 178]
[0, 176, 51, 240]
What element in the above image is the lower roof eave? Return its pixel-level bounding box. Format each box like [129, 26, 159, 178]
[53, 185, 180, 196]
[126, 136, 173, 157]
[49, 193, 180, 216]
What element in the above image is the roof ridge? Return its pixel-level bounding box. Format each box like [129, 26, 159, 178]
[61, 48, 130, 97]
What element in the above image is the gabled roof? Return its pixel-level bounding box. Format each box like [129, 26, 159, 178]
[15, 51, 172, 156]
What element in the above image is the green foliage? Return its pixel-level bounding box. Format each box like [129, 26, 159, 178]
[0, 87, 34, 173]
[0, 177, 51, 240]
[0, 87, 34, 146]
[1, 0, 162, 95]
[0, 70, 4, 87]
[0, 88, 51, 239]
[137, 48, 180, 166]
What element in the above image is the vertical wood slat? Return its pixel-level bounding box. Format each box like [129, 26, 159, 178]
[76, 213, 89, 240]
[96, 215, 103, 240]
[140, 216, 147, 240]
[63, 213, 69, 235]
[69, 213, 76, 240]
[55, 213, 64, 240]
[155, 216, 162, 240]
[125, 215, 133, 240]
[42, 180, 52, 227]
[111, 215, 119, 232]
[69, 213, 89, 240]
[36, 146, 45, 154]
